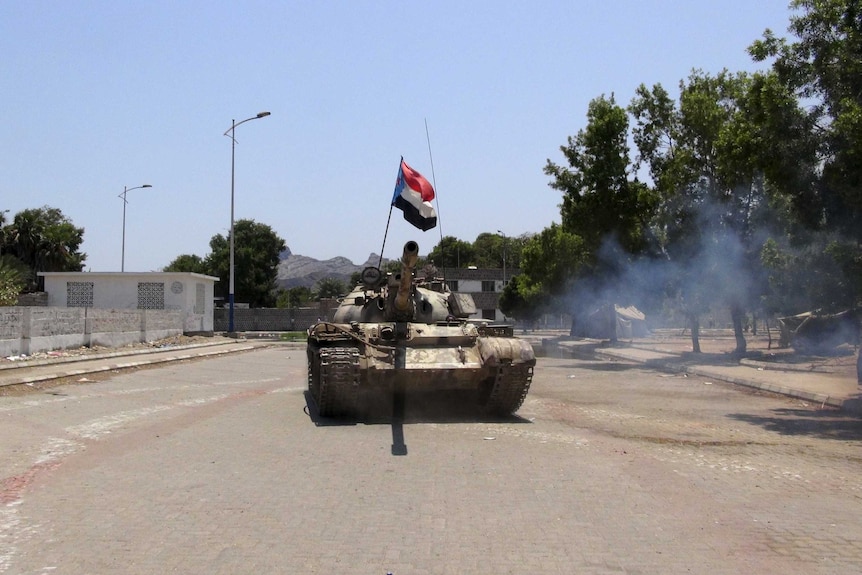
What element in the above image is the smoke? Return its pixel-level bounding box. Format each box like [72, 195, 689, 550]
[563, 196, 765, 331]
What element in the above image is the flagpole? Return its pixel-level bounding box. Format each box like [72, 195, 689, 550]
[378, 156, 403, 269]
[379, 205, 394, 270]
[425, 119, 443, 247]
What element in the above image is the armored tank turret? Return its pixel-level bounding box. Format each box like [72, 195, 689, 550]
[306, 241, 536, 418]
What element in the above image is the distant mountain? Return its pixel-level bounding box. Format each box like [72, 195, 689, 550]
[276, 247, 390, 289]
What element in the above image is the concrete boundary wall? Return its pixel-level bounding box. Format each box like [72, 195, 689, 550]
[0, 307, 184, 357]
[213, 306, 337, 332]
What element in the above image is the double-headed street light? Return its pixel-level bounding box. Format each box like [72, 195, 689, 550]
[224, 111, 270, 334]
[119, 184, 152, 272]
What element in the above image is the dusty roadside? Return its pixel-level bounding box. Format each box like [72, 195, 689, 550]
[1, 334, 232, 365]
[629, 328, 859, 379]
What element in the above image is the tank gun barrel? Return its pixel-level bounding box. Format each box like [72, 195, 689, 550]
[394, 241, 419, 312]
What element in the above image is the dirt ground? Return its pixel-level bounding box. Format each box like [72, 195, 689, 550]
[629, 328, 860, 379]
[1, 334, 223, 365]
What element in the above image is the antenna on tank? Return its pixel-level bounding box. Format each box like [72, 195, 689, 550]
[425, 118, 443, 247]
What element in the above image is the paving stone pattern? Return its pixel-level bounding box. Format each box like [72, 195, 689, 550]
[1, 347, 861, 574]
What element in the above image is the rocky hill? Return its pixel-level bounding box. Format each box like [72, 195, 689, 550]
[275, 247, 390, 289]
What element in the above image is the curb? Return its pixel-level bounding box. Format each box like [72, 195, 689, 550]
[738, 357, 836, 373]
[594, 348, 862, 414]
[0, 339, 241, 372]
[0, 342, 275, 388]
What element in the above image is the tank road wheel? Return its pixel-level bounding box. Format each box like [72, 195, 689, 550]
[480, 362, 534, 416]
[316, 347, 361, 418]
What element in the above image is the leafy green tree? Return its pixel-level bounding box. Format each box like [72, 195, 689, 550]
[472, 232, 527, 270]
[749, 0, 862, 242]
[163, 254, 208, 274]
[0, 206, 85, 290]
[762, 234, 862, 316]
[472, 233, 505, 269]
[427, 236, 475, 268]
[629, 71, 782, 352]
[498, 274, 547, 325]
[748, 0, 862, 312]
[205, 219, 286, 307]
[502, 223, 589, 332]
[546, 94, 657, 257]
[519, 224, 588, 296]
[543, 95, 658, 333]
[0, 254, 26, 305]
[277, 286, 312, 308]
[313, 277, 346, 299]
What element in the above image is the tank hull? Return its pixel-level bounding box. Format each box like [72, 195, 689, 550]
[306, 321, 535, 417]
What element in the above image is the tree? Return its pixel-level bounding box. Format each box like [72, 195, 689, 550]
[749, 0, 862, 312]
[0, 255, 26, 305]
[163, 254, 208, 274]
[629, 71, 782, 353]
[519, 224, 588, 296]
[546, 94, 656, 257]
[427, 236, 475, 268]
[762, 234, 862, 316]
[204, 219, 286, 308]
[543, 95, 658, 332]
[313, 277, 346, 300]
[502, 223, 590, 332]
[276, 286, 312, 308]
[0, 206, 85, 290]
[290, 286, 313, 306]
[749, 0, 862, 242]
[472, 232, 528, 270]
[498, 274, 547, 325]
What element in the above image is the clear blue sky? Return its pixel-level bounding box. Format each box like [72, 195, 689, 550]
[1, 1, 794, 272]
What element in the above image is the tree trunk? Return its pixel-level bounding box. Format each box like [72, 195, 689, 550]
[857, 347, 861, 384]
[731, 304, 747, 354]
[607, 304, 618, 344]
[689, 313, 701, 353]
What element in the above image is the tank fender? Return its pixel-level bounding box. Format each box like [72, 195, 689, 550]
[477, 337, 536, 366]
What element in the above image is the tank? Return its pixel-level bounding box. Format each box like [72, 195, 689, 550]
[306, 240, 536, 418]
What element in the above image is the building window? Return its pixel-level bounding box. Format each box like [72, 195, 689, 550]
[481, 280, 496, 292]
[446, 280, 459, 292]
[194, 283, 205, 314]
[482, 309, 496, 320]
[67, 282, 94, 307]
[137, 282, 165, 310]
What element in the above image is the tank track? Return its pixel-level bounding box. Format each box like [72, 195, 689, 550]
[482, 363, 533, 416]
[313, 347, 360, 418]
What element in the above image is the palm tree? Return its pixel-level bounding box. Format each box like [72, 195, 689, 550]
[2, 207, 85, 290]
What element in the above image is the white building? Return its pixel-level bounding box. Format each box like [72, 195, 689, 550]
[38, 272, 218, 334]
[440, 267, 514, 322]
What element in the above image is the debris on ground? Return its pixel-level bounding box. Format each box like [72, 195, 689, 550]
[2, 335, 221, 365]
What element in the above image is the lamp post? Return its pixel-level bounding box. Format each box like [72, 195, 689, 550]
[224, 111, 270, 334]
[119, 184, 152, 272]
[496, 229, 507, 287]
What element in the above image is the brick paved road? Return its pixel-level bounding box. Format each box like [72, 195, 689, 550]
[1, 347, 861, 574]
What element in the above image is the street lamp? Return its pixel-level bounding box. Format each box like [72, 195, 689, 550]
[497, 230, 507, 287]
[224, 111, 270, 334]
[119, 184, 152, 272]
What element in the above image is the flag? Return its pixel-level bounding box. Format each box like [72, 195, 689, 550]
[391, 159, 437, 231]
